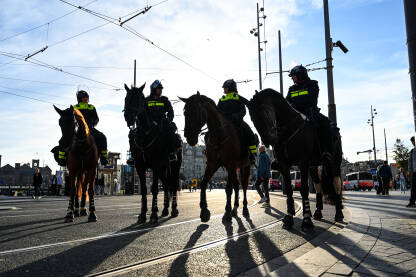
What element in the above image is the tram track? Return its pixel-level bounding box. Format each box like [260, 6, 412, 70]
[0, 196, 261, 257]
[88, 201, 302, 277]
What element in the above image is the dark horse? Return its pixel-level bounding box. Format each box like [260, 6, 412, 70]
[179, 92, 251, 222]
[54, 105, 98, 223]
[124, 84, 182, 224]
[247, 89, 343, 229]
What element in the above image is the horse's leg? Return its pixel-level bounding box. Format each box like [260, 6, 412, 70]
[310, 167, 323, 220]
[74, 174, 82, 217]
[231, 171, 239, 217]
[64, 173, 76, 222]
[242, 165, 250, 217]
[281, 168, 295, 229]
[150, 169, 159, 224]
[334, 175, 344, 222]
[223, 168, 236, 223]
[80, 174, 88, 217]
[87, 170, 97, 222]
[161, 168, 170, 217]
[300, 163, 314, 229]
[199, 163, 219, 222]
[170, 162, 180, 218]
[137, 167, 148, 224]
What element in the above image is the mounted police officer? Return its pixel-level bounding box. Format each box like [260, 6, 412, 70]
[217, 79, 258, 162]
[52, 89, 108, 166]
[286, 65, 332, 160]
[145, 80, 178, 162]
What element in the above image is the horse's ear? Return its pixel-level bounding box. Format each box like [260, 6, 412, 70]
[138, 82, 146, 91]
[197, 91, 200, 96]
[124, 83, 130, 91]
[53, 105, 63, 116]
[69, 105, 74, 113]
[255, 90, 259, 94]
[178, 96, 188, 103]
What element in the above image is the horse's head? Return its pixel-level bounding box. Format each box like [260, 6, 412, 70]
[249, 89, 280, 146]
[54, 105, 75, 143]
[179, 91, 208, 146]
[123, 83, 146, 128]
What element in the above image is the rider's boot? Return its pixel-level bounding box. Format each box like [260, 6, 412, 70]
[249, 145, 257, 164]
[51, 145, 67, 167]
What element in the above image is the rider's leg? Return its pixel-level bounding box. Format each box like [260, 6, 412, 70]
[51, 136, 70, 166]
[166, 122, 178, 162]
[317, 114, 333, 161]
[240, 121, 258, 162]
[91, 128, 108, 165]
[127, 128, 138, 166]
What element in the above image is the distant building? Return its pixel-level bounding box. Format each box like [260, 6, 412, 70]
[0, 158, 52, 188]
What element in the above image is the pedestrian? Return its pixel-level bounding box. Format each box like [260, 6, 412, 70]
[56, 171, 63, 196]
[255, 145, 271, 206]
[64, 172, 70, 196]
[99, 174, 105, 195]
[377, 161, 392, 195]
[51, 175, 57, 196]
[407, 136, 416, 207]
[33, 168, 43, 199]
[399, 168, 407, 194]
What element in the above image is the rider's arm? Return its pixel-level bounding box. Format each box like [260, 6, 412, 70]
[165, 98, 174, 122]
[91, 107, 99, 127]
[233, 101, 246, 119]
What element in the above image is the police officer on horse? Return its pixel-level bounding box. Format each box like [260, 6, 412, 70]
[286, 65, 332, 161]
[52, 89, 108, 166]
[217, 79, 258, 162]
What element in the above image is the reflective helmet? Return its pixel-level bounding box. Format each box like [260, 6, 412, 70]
[76, 90, 89, 103]
[150, 80, 163, 94]
[222, 79, 237, 92]
[289, 65, 308, 81]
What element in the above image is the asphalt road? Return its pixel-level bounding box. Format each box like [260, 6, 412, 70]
[0, 189, 337, 276]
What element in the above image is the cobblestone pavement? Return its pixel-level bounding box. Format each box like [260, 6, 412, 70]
[243, 190, 416, 277]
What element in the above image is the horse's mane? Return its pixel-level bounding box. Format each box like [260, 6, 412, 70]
[187, 94, 217, 107]
[74, 108, 90, 136]
[250, 88, 283, 106]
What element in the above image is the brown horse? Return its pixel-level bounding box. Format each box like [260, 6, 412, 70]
[54, 105, 99, 223]
[179, 92, 251, 222]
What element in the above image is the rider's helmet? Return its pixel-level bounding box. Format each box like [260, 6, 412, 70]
[222, 79, 238, 93]
[150, 80, 164, 95]
[289, 65, 308, 81]
[76, 90, 89, 103]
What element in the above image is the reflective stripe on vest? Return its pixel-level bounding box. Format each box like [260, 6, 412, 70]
[147, 101, 165, 107]
[74, 103, 95, 110]
[290, 90, 308, 98]
[220, 92, 239, 101]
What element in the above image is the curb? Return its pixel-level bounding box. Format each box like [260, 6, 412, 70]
[238, 206, 352, 277]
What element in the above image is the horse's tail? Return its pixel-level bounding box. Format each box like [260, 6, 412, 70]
[76, 174, 89, 201]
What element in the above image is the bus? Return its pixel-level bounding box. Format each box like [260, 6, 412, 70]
[343, 171, 374, 191]
[290, 171, 301, 190]
[269, 170, 282, 191]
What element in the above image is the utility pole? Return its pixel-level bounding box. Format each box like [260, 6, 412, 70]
[368, 105, 377, 163]
[384, 128, 388, 163]
[133, 59, 137, 87]
[131, 59, 136, 194]
[278, 30, 283, 95]
[256, 3, 262, 90]
[323, 0, 336, 124]
[404, 0, 416, 131]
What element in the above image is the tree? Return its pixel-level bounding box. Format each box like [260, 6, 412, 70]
[393, 138, 410, 173]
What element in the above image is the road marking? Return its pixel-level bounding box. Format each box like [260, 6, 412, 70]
[88, 201, 303, 277]
[0, 195, 260, 256]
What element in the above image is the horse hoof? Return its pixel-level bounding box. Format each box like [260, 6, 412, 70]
[243, 208, 250, 217]
[161, 208, 169, 217]
[231, 208, 238, 217]
[74, 210, 80, 218]
[64, 214, 74, 223]
[137, 213, 147, 224]
[335, 210, 344, 222]
[80, 209, 88, 217]
[171, 209, 179, 218]
[150, 213, 158, 224]
[301, 217, 314, 229]
[282, 215, 294, 229]
[200, 209, 211, 222]
[313, 209, 323, 220]
[88, 212, 97, 222]
[222, 212, 232, 223]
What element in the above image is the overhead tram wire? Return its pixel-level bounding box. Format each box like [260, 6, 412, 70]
[0, 0, 99, 43]
[58, 0, 219, 82]
[0, 51, 121, 90]
[0, 89, 66, 107]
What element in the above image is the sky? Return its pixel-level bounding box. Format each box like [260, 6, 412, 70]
[0, 0, 413, 172]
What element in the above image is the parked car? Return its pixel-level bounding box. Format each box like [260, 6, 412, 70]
[343, 171, 374, 191]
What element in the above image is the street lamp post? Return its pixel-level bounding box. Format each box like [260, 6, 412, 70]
[250, 3, 267, 90]
[367, 105, 378, 163]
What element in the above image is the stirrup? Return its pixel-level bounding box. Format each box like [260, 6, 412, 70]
[168, 153, 177, 162]
[100, 156, 108, 165]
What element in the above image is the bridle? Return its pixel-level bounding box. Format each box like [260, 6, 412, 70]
[184, 100, 207, 138]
